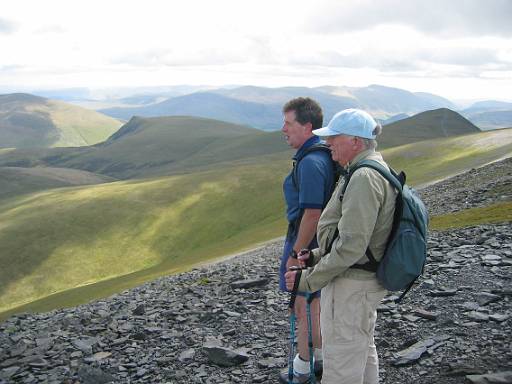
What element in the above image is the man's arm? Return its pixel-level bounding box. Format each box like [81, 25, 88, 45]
[286, 208, 321, 268]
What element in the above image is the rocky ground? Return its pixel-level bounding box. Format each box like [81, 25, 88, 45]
[1, 158, 511, 384]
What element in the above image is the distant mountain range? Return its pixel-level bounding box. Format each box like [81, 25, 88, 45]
[0, 93, 122, 148]
[459, 100, 512, 130]
[99, 85, 459, 130]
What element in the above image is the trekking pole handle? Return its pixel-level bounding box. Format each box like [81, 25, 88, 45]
[297, 248, 313, 268]
[288, 267, 302, 310]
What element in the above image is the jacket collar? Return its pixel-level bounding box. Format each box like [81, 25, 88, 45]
[293, 136, 321, 160]
[346, 149, 381, 172]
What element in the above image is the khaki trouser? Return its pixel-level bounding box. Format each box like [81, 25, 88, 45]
[320, 277, 387, 384]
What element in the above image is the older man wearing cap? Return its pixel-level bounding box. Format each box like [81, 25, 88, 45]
[285, 108, 397, 384]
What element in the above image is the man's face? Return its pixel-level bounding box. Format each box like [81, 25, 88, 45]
[282, 110, 311, 149]
[326, 134, 358, 166]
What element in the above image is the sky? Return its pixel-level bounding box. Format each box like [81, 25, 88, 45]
[1, 0, 511, 102]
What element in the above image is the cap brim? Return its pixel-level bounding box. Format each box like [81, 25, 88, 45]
[312, 127, 338, 137]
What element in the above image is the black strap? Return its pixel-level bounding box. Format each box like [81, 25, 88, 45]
[288, 269, 302, 310]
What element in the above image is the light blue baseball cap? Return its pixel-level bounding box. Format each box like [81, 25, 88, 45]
[312, 108, 378, 139]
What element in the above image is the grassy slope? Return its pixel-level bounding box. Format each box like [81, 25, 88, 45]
[46, 100, 122, 146]
[0, 94, 121, 148]
[0, 167, 116, 200]
[382, 129, 512, 186]
[0, 157, 288, 316]
[0, 130, 511, 320]
[430, 202, 512, 231]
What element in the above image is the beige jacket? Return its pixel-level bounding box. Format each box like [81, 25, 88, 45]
[297, 149, 397, 293]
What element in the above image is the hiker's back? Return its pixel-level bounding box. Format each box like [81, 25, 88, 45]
[316, 150, 397, 278]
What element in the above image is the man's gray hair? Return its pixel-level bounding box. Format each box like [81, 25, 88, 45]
[361, 124, 382, 149]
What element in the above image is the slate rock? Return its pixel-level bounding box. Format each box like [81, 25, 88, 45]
[466, 371, 512, 383]
[132, 304, 145, 316]
[430, 288, 458, 297]
[203, 346, 250, 367]
[230, 278, 269, 289]
[393, 338, 435, 366]
[77, 366, 115, 384]
[178, 348, 195, 363]
[476, 292, 502, 306]
[414, 309, 438, 320]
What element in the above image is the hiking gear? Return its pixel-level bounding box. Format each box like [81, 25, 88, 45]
[305, 293, 315, 383]
[339, 159, 428, 302]
[287, 267, 301, 383]
[289, 143, 344, 239]
[279, 360, 323, 384]
[279, 240, 320, 296]
[279, 369, 312, 384]
[285, 267, 316, 384]
[313, 108, 378, 139]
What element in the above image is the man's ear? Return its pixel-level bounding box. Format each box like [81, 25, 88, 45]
[304, 122, 313, 133]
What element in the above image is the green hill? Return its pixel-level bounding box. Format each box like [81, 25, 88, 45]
[0, 166, 115, 200]
[379, 108, 481, 148]
[0, 158, 289, 315]
[0, 110, 480, 181]
[0, 93, 122, 148]
[1, 129, 511, 319]
[0, 116, 291, 179]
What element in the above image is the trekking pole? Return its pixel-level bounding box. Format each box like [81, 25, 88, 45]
[287, 266, 302, 384]
[305, 292, 316, 384]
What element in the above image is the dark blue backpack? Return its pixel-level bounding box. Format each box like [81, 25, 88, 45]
[342, 160, 429, 302]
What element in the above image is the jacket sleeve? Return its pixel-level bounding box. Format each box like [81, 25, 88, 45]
[298, 168, 386, 292]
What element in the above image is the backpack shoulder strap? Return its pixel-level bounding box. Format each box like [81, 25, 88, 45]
[342, 159, 404, 195]
[292, 143, 332, 188]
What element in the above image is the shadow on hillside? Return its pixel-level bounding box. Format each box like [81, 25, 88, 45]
[0, 160, 286, 313]
[2, 110, 59, 149]
[0, 189, 168, 311]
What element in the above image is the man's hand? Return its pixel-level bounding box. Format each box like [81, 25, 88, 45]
[285, 269, 299, 291]
[297, 249, 311, 268]
[286, 254, 300, 270]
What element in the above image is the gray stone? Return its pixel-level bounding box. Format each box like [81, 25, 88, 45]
[178, 348, 195, 363]
[230, 278, 269, 289]
[203, 346, 249, 367]
[476, 292, 502, 306]
[77, 365, 115, 384]
[466, 371, 512, 383]
[393, 338, 435, 366]
[429, 289, 457, 297]
[413, 309, 438, 320]
[72, 337, 98, 355]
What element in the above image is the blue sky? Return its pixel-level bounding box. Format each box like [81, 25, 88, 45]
[1, 0, 511, 101]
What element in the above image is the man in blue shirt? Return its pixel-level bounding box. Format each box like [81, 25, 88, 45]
[279, 97, 335, 383]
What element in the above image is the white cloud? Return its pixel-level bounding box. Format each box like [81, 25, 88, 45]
[0, 17, 17, 34]
[0, 0, 511, 100]
[308, 0, 512, 37]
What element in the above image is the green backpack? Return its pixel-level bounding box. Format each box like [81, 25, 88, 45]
[341, 160, 429, 302]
